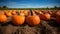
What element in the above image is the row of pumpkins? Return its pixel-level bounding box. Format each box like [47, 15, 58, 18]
[0, 10, 60, 26]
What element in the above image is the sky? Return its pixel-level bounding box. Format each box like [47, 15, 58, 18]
[0, 0, 60, 8]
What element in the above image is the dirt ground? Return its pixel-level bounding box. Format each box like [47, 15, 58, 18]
[0, 17, 60, 34]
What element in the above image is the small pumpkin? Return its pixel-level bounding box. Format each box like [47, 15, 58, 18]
[52, 10, 57, 17]
[5, 11, 12, 17]
[26, 9, 40, 26]
[12, 11, 17, 15]
[39, 13, 51, 20]
[56, 11, 60, 16]
[34, 10, 43, 15]
[12, 10, 25, 25]
[47, 11, 52, 15]
[23, 10, 29, 16]
[19, 10, 25, 16]
[0, 14, 7, 24]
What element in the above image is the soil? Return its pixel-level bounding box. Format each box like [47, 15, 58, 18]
[0, 17, 60, 34]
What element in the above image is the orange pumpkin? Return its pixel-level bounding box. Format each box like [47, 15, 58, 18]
[44, 13, 51, 20]
[12, 11, 17, 15]
[5, 11, 12, 17]
[26, 9, 40, 26]
[52, 10, 57, 17]
[56, 11, 60, 16]
[56, 16, 60, 24]
[56, 11, 60, 24]
[0, 14, 7, 24]
[12, 10, 25, 25]
[34, 10, 43, 15]
[23, 10, 29, 16]
[19, 10, 25, 16]
[46, 10, 52, 15]
[39, 14, 45, 20]
[39, 13, 51, 20]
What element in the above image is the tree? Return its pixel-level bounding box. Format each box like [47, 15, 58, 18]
[0, 6, 2, 8]
[46, 7, 49, 10]
[54, 6, 57, 9]
[2, 6, 8, 8]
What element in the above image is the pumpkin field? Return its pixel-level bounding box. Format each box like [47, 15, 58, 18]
[0, 9, 60, 34]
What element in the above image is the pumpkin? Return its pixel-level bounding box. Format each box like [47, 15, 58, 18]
[26, 9, 40, 26]
[39, 13, 51, 20]
[23, 10, 29, 16]
[44, 13, 51, 20]
[0, 10, 4, 14]
[12, 11, 17, 15]
[56, 11, 60, 24]
[12, 10, 25, 25]
[34, 10, 51, 20]
[44, 10, 52, 15]
[5, 11, 12, 17]
[56, 16, 60, 24]
[34, 10, 43, 15]
[0, 14, 7, 24]
[56, 11, 60, 16]
[39, 14, 45, 20]
[19, 10, 25, 16]
[52, 10, 57, 17]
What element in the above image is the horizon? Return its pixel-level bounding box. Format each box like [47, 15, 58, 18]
[0, 0, 60, 8]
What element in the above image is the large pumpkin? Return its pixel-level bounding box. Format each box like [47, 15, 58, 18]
[12, 10, 25, 25]
[26, 9, 40, 26]
[0, 14, 7, 24]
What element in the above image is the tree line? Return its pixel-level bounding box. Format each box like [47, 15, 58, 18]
[0, 6, 8, 8]
[0, 6, 60, 10]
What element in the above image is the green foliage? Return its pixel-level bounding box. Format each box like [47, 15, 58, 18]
[2, 6, 8, 8]
[0, 6, 2, 8]
[0, 6, 60, 10]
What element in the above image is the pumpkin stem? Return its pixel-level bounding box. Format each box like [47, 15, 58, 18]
[18, 10, 20, 15]
[30, 9, 33, 15]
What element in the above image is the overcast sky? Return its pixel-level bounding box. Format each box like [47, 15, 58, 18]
[0, 0, 60, 8]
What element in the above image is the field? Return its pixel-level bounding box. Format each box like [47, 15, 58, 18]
[0, 9, 60, 34]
